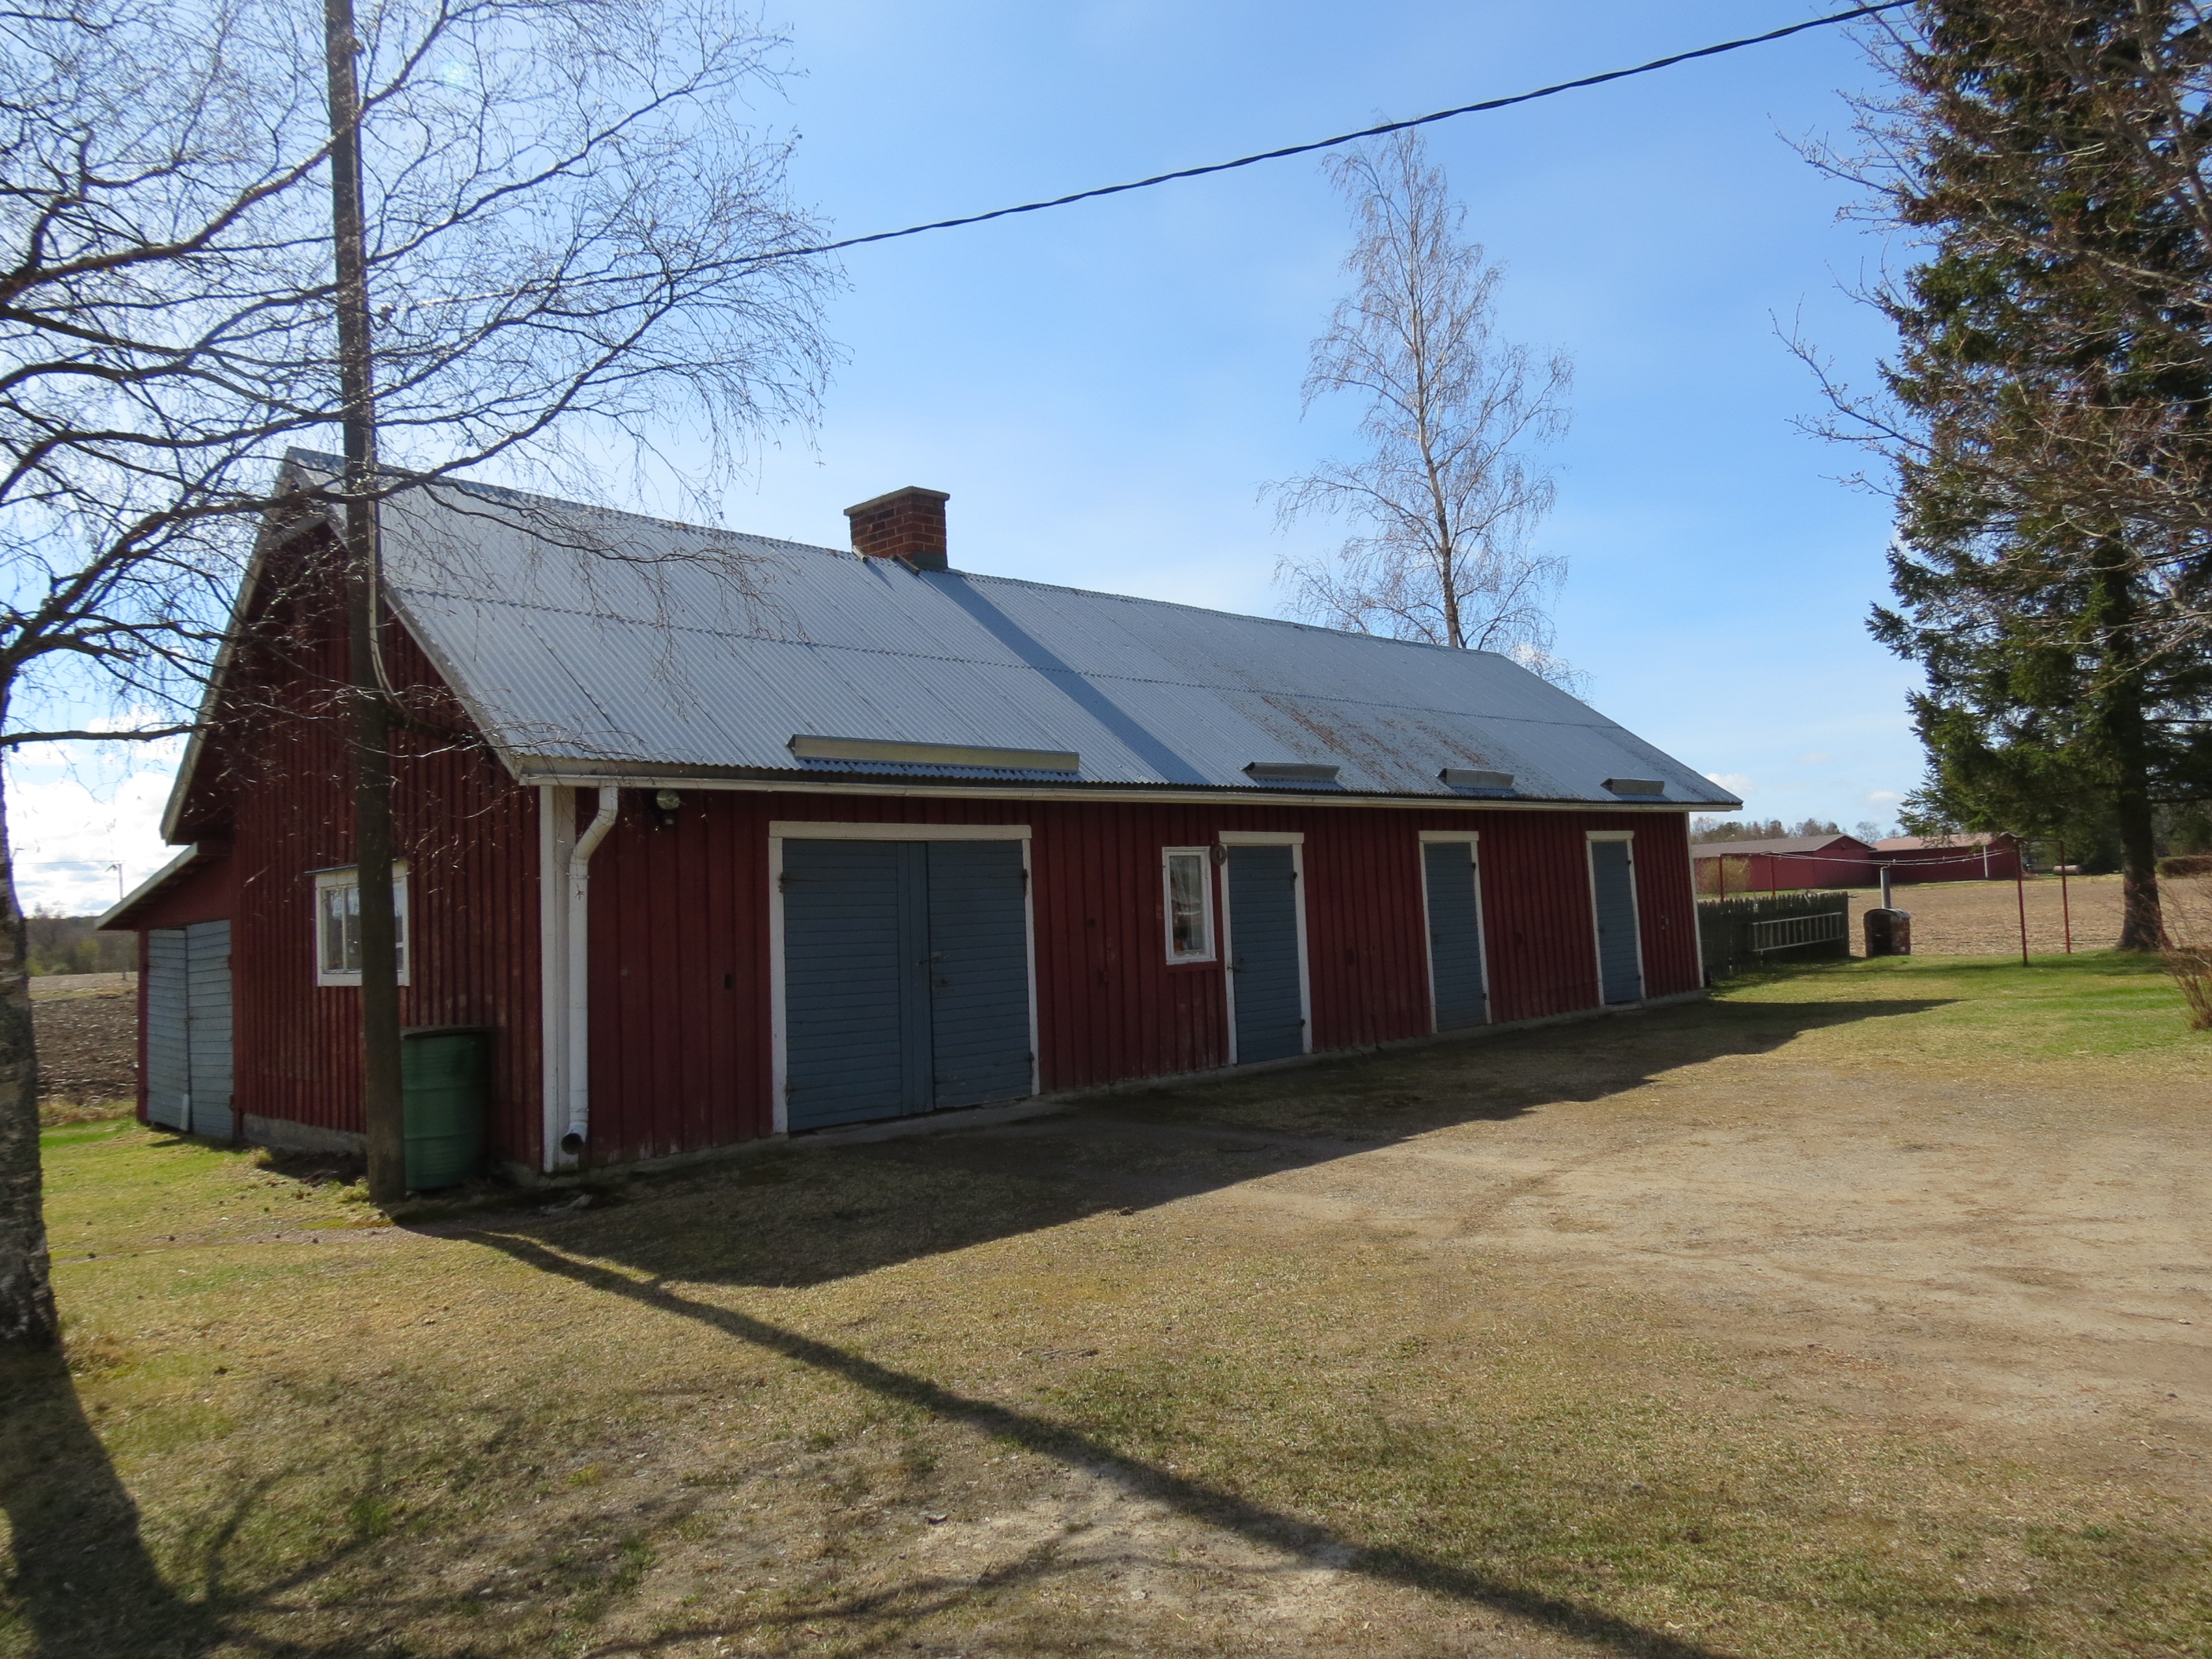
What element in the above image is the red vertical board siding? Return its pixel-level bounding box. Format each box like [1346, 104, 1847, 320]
[167, 536, 1701, 1170]
[566, 793, 1704, 1164]
[167, 541, 544, 1166]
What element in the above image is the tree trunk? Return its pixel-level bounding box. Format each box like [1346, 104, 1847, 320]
[2093, 555, 2165, 951]
[325, 0, 406, 1204]
[0, 729, 60, 1349]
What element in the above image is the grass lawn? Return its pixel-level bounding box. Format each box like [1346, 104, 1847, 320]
[4, 953, 2208, 1657]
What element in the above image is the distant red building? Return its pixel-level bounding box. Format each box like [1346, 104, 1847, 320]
[1690, 833, 1880, 892]
[1873, 833, 2023, 884]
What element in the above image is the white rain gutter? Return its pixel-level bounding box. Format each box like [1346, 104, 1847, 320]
[562, 786, 621, 1156]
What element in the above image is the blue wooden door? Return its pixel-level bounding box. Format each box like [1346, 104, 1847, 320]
[145, 929, 189, 1130]
[1588, 839, 1644, 1005]
[782, 837, 1032, 1130]
[1226, 844, 1305, 1063]
[924, 840, 1033, 1108]
[185, 921, 234, 1138]
[782, 839, 932, 1129]
[1423, 841, 1488, 1031]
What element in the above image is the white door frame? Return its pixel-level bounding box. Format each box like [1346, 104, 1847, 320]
[1584, 829, 1646, 1004]
[768, 821, 1037, 1134]
[1416, 830, 1491, 1032]
[1217, 830, 1310, 1065]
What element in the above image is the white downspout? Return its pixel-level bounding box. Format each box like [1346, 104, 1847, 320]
[562, 787, 621, 1158]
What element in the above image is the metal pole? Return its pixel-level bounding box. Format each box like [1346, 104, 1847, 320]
[1879, 863, 1892, 909]
[2058, 840, 2073, 954]
[2014, 855, 2030, 965]
[325, 0, 406, 1207]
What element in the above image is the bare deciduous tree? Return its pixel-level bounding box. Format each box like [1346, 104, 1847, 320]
[0, 0, 834, 1346]
[1273, 130, 1575, 684]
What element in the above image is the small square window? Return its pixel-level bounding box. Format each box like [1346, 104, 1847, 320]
[1163, 848, 1214, 963]
[313, 864, 410, 986]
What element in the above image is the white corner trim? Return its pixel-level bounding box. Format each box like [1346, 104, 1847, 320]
[767, 819, 1029, 841]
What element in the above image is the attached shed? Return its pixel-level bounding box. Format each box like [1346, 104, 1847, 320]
[103, 456, 1739, 1176]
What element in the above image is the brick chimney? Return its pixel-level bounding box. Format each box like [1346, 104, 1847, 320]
[844, 486, 949, 571]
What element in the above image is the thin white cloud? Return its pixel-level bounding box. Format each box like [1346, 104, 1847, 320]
[7, 742, 181, 914]
[1705, 772, 1755, 797]
[1794, 751, 1833, 764]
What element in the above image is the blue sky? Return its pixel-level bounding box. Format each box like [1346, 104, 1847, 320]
[14, 0, 1920, 913]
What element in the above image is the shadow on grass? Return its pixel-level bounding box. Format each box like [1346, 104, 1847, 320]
[0, 1348, 221, 1658]
[478, 1231, 1737, 1659]
[531, 994, 1952, 1291]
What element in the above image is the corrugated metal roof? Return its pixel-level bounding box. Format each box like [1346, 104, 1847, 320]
[328, 458, 1739, 808]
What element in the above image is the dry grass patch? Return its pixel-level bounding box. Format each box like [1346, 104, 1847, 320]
[5, 954, 2209, 1657]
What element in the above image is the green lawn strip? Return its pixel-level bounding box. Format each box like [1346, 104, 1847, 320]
[1712, 951, 2207, 1070]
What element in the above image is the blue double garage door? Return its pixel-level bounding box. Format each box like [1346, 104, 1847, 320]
[781, 837, 1034, 1131]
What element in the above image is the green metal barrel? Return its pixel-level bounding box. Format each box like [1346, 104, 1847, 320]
[401, 1026, 491, 1190]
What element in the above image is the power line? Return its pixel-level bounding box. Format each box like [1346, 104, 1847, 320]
[760, 1, 1913, 265]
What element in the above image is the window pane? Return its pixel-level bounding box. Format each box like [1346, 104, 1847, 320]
[318, 888, 343, 972]
[341, 883, 361, 974]
[1167, 853, 1208, 958]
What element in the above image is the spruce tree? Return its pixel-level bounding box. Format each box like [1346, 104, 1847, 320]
[1860, 0, 2212, 948]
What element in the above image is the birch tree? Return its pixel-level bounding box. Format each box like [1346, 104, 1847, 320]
[0, 0, 833, 1347]
[1274, 130, 1576, 683]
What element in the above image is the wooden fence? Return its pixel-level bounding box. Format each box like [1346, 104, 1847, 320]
[1697, 891, 1852, 982]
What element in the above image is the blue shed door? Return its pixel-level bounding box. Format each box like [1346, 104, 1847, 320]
[782, 837, 1032, 1130]
[1588, 839, 1644, 1005]
[782, 839, 932, 1130]
[1423, 841, 1488, 1031]
[145, 922, 232, 1136]
[924, 840, 1033, 1108]
[145, 929, 190, 1130]
[185, 921, 234, 1138]
[1225, 844, 1306, 1063]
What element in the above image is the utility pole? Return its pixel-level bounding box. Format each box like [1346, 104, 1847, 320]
[324, 0, 406, 1206]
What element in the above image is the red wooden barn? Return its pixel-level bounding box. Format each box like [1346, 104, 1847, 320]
[1872, 833, 2023, 884]
[1689, 833, 1881, 892]
[102, 458, 1739, 1178]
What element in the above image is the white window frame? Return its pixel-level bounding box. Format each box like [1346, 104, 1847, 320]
[313, 862, 412, 987]
[1583, 830, 1644, 1005]
[1161, 846, 1217, 964]
[1416, 830, 1491, 1033]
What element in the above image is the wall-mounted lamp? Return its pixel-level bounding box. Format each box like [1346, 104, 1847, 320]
[650, 789, 681, 830]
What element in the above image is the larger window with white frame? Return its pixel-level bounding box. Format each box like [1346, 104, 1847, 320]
[1161, 847, 1216, 962]
[314, 863, 411, 987]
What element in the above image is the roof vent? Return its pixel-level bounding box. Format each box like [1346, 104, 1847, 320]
[844, 486, 950, 571]
[790, 734, 1077, 771]
[1604, 777, 1666, 797]
[1440, 768, 1514, 791]
[1244, 761, 1339, 785]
